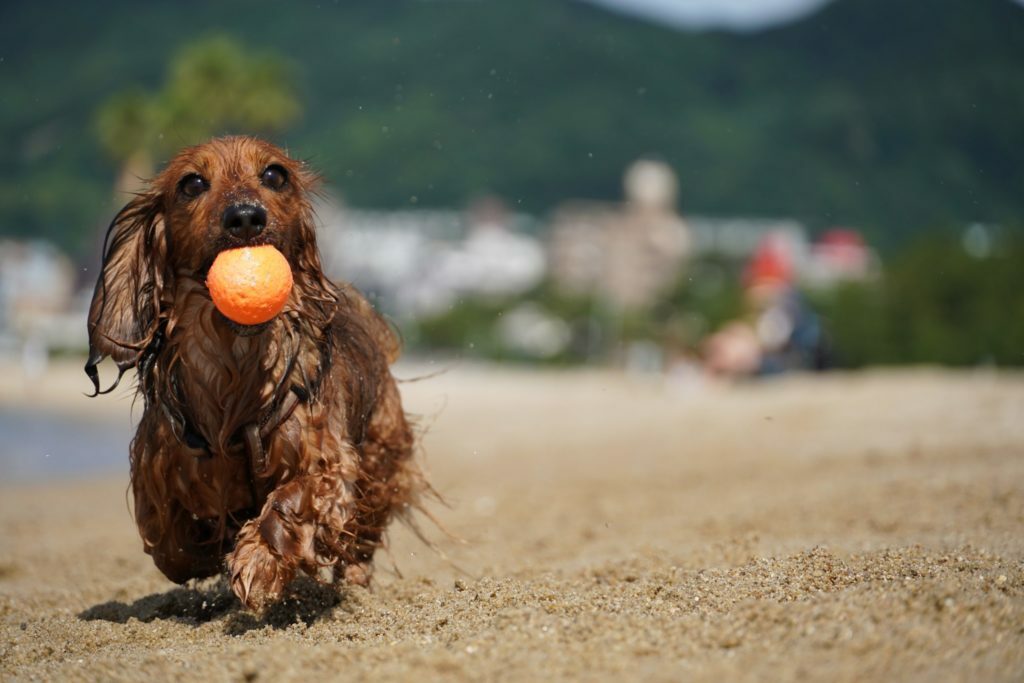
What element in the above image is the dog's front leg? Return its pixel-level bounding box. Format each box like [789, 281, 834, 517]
[227, 459, 357, 611]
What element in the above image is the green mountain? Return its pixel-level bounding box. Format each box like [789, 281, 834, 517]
[2, 0, 1022, 254]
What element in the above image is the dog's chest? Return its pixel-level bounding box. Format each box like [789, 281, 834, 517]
[169, 313, 294, 451]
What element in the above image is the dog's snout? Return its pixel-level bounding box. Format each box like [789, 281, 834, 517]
[222, 204, 267, 240]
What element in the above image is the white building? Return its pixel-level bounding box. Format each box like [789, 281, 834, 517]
[316, 196, 546, 319]
[0, 240, 82, 367]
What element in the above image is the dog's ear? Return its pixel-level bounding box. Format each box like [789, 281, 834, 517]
[290, 169, 340, 327]
[85, 192, 168, 395]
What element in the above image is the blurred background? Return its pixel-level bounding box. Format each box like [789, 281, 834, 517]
[1, 0, 1023, 481]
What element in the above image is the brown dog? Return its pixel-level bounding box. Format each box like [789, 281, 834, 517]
[86, 136, 421, 610]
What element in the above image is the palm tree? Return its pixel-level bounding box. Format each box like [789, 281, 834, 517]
[97, 36, 302, 193]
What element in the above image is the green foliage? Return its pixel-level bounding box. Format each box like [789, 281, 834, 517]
[413, 284, 608, 364]
[413, 266, 746, 363]
[95, 89, 156, 163]
[2, 0, 1023, 254]
[95, 36, 300, 166]
[814, 236, 1024, 367]
[809, 283, 890, 368]
[420, 238, 1024, 368]
[647, 258, 746, 348]
[415, 298, 509, 359]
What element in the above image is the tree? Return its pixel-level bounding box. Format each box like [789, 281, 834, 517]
[96, 36, 301, 192]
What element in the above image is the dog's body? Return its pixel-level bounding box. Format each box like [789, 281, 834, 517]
[86, 137, 419, 610]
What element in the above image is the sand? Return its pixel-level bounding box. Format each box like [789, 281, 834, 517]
[1, 361, 1023, 681]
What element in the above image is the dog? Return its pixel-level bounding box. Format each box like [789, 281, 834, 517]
[86, 136, 421, 610]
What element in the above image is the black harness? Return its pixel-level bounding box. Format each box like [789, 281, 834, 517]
[173, 338, 328, 507]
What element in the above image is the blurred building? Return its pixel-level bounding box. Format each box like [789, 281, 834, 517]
[802, 228, 880, 287]
[685, 220, 878, 288]
[548, 160, 692, 310]
[316, 195, 545, 319]
[687, 217, 808, 261]
[0, 240, 83, 369]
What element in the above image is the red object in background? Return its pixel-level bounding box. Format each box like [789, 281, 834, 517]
[818, 228, 864, 249]
[814, 228, 869, 272]
[744, 235, 794, 288]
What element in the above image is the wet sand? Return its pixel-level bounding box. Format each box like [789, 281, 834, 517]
[1, 362, 1023, 681]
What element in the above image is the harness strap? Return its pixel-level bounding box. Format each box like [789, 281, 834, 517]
[244, 385, 306, 475]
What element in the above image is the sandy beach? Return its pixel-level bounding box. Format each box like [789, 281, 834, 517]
[1, 361, 1022, 681]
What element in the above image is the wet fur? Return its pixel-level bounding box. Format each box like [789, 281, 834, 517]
[86, 137, 420, 610]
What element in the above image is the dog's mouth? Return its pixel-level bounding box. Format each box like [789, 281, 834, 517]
[214, 310, 273, 336]
[199, 233, 283, 278]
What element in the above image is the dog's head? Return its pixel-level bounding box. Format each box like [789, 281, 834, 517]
[86, 136, 334, 395]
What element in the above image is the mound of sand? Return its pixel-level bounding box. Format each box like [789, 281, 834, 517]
[1, 364, 1022, 680]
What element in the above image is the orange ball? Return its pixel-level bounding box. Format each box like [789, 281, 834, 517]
[207, 245, 293, 325]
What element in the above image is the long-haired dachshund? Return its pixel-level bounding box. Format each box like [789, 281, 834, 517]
[86, 136, 422, 610]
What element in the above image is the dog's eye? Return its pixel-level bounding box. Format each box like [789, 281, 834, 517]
[178, 174, 209, 199]
[260, 165, 289, 191]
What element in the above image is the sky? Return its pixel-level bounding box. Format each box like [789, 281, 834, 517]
[584, 0, 1024, 31]
[582, 0, 834, 31]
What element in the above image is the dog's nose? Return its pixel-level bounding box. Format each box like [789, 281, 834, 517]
[222, 204, 267, 240]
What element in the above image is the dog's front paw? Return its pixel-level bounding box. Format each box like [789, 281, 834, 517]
[343, 561, 373, 587]
[228, 524, 292, 611]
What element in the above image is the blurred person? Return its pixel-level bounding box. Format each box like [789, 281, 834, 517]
[703, 233, 828, 378]
[703, 320, 762, 377]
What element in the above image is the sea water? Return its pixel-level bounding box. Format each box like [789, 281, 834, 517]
[0, 409, 133, 484]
